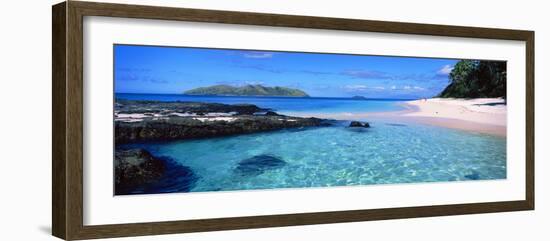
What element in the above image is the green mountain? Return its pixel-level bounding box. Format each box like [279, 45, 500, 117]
[439, 60, 506, 98]
[184, 84, 309, 97]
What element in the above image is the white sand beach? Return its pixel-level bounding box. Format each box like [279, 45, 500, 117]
[403, 98, 506, 125]
[286, 98, 507, 137]
[400, 98, 507, 137]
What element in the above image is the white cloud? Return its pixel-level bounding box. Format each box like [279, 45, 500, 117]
[344, 85, 369, 91]
[342, 70, 390, 79]
[388, 85, 426, 92]
[437, 64, 454, 75]
[242, 52, 274, 59]
[343, 85, 388, 93]
[344, 85, 425, 93]
[243, 80, 265, 85]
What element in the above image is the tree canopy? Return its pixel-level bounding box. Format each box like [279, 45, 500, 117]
[438, 60, 506, 98]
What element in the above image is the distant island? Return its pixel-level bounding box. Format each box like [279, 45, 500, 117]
[351, 95, 368, 100]
[184, 84, 309, 97]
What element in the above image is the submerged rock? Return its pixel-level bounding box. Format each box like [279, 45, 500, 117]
[349, 121, 370, 128]
[142, 158, 198, 194]
[464, 172, 480, 180]
[235, 155, 287, 176]
[114, 148, 198, 195]
[385, 123, 407, 127]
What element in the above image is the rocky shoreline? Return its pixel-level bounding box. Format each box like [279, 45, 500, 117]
[115, 148, 165, 194]
[115, 100, 333, 144]
[113, 100, 377, 194]
[115, 148, 197, 195]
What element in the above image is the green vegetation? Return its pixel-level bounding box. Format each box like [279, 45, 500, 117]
[184, 84, 309, 97]
[439, 60, 506, 98]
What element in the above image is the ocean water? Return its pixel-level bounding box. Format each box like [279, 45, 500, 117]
[116, 93, 506, 194]
[116, 93, 407, 114]
[121, 122, 506, 193]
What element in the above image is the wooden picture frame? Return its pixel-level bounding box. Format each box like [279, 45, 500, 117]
[52, 1, 534, 240]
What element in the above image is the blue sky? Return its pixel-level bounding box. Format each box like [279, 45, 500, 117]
[114, 45, 458, 99]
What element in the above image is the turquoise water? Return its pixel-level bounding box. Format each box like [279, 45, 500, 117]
[116, 93, 407, 113]
[116, 94, 506, 193]
[123, 121, 506, 193]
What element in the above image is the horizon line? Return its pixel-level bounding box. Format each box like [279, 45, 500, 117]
[114, 92, 422, 100]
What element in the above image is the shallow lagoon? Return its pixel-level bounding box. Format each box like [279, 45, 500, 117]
[123, 120, 506, 193]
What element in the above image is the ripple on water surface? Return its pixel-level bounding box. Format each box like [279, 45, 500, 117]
[125, 121, 506, 193]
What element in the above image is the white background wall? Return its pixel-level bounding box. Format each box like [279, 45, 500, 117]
[0, 0, 547, 240]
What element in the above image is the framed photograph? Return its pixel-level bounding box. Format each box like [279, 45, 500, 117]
[52, 1, 534, 240]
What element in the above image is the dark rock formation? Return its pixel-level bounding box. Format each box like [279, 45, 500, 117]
[115, 100, 332, 144]
[115, 115, 329, 144]
[114, 149, 165, 194]
[234, 155, 287, 176]
[114, 148, 198, 195]
[349, 121, 370, 128]
[116, 99, 267, 115]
